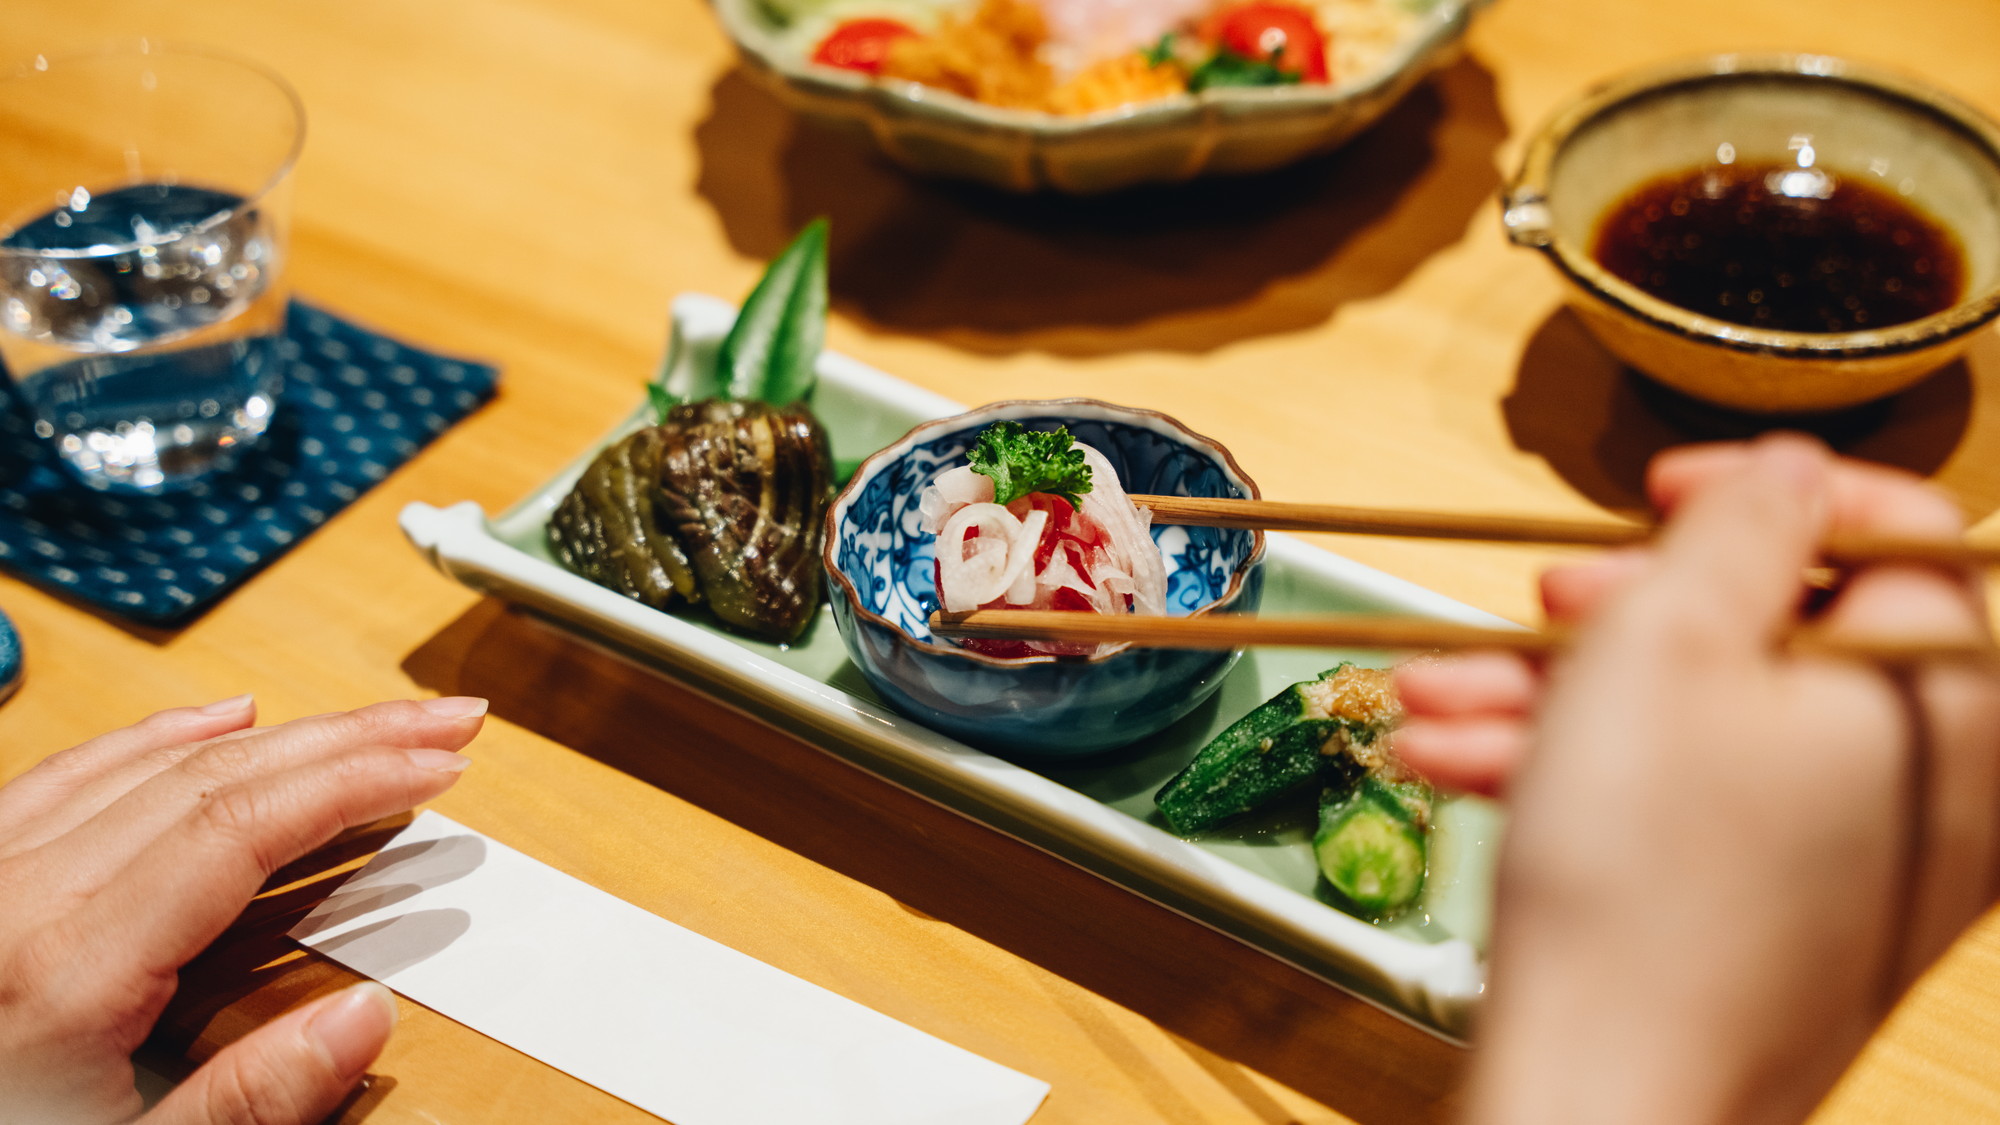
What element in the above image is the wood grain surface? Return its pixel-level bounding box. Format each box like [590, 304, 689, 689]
[4, 1, 2000, 1122]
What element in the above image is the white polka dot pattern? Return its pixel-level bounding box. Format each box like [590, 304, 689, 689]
[0, 303, 498, 625]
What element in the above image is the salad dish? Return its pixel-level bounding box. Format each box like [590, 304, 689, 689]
[405, 227, 1497, 1034]
[794, 0, 1419, 115]
[826, 399, 1264, 757]
[710, 0, 1492, 192]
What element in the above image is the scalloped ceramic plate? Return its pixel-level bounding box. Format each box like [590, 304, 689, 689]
[400, 293, 1508, 1039]
[709, 0, 1493, 193]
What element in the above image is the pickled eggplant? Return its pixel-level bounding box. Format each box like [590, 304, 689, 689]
[1313, 771, 1433, 919]
[657, 399, 833, 642]
[550, 427, 701, 609]
[548, 399, 833, 644]
[1154, 663, 1402, 836]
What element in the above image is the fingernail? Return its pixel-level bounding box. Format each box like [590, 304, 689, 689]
[404, 748, 471, 774]
[197, 693, 254, 716]
[418, 696, 488, 719]
[306, 982, 397, 1081]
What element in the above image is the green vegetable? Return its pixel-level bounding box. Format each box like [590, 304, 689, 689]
[646, 381, 681, 426]
[716, 217, 829, 409]
[1141, 33, 1178, 68]
[1314, 774, 1433, 919]
[1154, 663, 1397, 836]
[551, 399, 833, 643]
[569, 222, 837, 642]
[1189, 48, 1303, 92]
[967, 421, 1094, 507]
[549, 426, 702, 609]
[655, 399, 834, 644]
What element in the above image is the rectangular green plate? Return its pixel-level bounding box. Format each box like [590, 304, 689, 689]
[400, 294, 1507, 1040]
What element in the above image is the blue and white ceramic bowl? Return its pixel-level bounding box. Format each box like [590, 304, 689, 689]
[825, 399, 1264, 759]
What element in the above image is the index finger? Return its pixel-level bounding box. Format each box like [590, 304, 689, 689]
[3, 698, 487, 866]
[46, 745, 469, 998]
[1650, 441, 1973, 547]
[14, 700, 486, 898]
[0, 696, 257, 848]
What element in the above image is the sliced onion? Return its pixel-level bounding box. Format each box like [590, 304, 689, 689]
[919, 465, 994, 534]
[921, 439, 1170, 656]
[938, 503, 1021, 611]
[1074, 443, 1168, 615]
[1003, 509, 1049, 605]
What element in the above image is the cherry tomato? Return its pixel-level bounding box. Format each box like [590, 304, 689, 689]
[811, 18, 922, 76]
[1199, 2, 1330, 83]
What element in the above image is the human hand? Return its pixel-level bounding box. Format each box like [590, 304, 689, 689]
[0, 695, 487, 1125]
[1395, 436, 2000, 1125]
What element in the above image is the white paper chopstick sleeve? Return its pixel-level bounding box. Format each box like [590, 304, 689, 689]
[290, 811, 1049, 1125]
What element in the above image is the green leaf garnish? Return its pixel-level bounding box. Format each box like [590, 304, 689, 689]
[646, 381, 681, 425]
[717, 217, 829, 407]
[1141, 33, 1177, 68]
[967, 421, 1094, 506]
[1189, 48, 1302, 91]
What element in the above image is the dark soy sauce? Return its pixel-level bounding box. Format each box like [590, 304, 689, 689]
[1591, 162, 1967, 333]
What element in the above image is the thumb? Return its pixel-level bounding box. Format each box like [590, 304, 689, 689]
[1643, 434, 1831, 645]
[141, 981, 397, 1125]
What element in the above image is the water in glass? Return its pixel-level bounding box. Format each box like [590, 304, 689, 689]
[0, 182, 284, 491]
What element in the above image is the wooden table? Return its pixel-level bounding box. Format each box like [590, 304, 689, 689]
[6, 1, 2000, 1121]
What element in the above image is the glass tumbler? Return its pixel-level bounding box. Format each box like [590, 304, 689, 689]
[0, 43, 304, 491]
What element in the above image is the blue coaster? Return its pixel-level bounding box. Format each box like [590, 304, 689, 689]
[0, 303, 497, 626]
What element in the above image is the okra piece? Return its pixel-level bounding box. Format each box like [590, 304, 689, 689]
[1314, 773, 1433, 919]
[1155, 664, 1402, 836]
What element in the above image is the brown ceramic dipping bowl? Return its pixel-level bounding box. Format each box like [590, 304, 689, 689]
[1502, 54, 2000, 414]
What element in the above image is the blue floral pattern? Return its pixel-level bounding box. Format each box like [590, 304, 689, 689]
[828, 404, 1264, 759]
[835, 414, 1254, 641]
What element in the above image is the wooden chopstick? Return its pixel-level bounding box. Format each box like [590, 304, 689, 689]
[928, 609, 2000, 667]
[1127, 495, 2000, 570]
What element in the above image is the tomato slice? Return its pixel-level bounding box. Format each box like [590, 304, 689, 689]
[937, 491, 1124, 658]
[1198, 2, 1330, 83]
[811, 18, 922, 75]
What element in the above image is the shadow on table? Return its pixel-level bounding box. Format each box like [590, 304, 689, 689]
[1502, 307, 2000, 525]
[403, 600, 1469, 1125]
[692, 57, 1505, 359]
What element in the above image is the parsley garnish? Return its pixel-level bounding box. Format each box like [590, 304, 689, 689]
[967, 421, 1094, 506]
[1189, 48, 1302, 91]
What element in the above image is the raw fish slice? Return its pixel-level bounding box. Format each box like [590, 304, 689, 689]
[1028, 0, 1212, 74]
